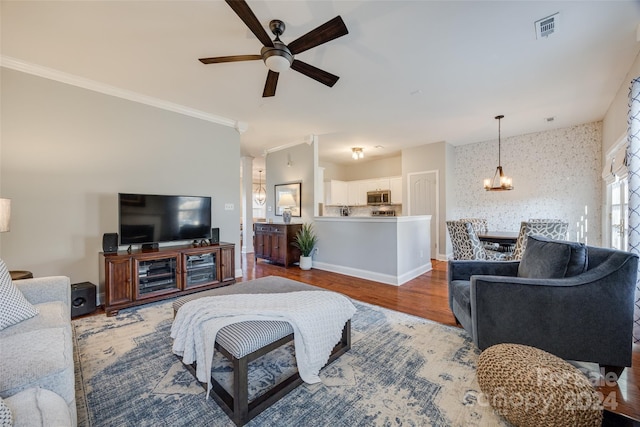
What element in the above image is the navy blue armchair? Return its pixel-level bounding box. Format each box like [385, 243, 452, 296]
[448, 236, 638, 375]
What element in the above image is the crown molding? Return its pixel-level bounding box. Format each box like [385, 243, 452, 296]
[1, 55, 243, 130]
[263, 134, 317, 156]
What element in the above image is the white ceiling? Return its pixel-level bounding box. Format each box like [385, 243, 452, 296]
[3, 1, 640, 175]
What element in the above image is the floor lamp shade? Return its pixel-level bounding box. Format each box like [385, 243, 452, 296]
[0, 199, 11, 233]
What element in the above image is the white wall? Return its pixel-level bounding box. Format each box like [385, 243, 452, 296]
[320, 156, 401, 182]
[341, 156, 401, 181]
[603, 51, 640, 155]
[1, 68, 242, 297]
[313, 216, 431, 285]
[401, 141, 450, 258]
[452, 122, 602, 245]
[265, 142, 315, 223]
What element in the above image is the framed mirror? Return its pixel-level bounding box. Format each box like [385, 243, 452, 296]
[275, 182, 301, 217]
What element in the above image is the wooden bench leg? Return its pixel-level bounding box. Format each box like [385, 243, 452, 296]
[233, 355, 249, 426]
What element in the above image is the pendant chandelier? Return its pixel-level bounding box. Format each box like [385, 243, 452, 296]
[254, 169, 266, 205]
[484, 115, 513, 191]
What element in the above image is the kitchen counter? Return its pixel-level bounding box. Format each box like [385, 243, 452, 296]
[311, 215, 432, 286]
[317, 216, 402, 220]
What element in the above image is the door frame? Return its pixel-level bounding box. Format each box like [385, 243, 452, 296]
[407, 170, 440, 260]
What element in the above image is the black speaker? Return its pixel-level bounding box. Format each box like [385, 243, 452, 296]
[71, 282, 97, 318]
[210, 227, 220, 245]
[102, 233, 118, 253]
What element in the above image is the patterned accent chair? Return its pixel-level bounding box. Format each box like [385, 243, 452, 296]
[446, 221, 508, 261]
[458, 218, 488, 234]
[510, 220, 569, 260]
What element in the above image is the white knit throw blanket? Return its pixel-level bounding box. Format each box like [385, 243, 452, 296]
[171, 291, 357, 396]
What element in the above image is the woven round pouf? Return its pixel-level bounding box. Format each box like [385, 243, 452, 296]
[477, 343, 602, 427]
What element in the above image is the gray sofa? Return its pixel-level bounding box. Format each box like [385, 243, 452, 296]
[0, 271, 76, 426]
[448, 235, 638, 375]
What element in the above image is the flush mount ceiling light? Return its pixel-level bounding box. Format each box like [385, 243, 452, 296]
[483, 115, 513, 191]
[351, 147, 364, 160]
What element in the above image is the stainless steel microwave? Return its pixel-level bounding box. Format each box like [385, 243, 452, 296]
[367, 190, 391, 205]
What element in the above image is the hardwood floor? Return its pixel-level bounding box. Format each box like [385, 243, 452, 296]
[240, 254, 640, 422]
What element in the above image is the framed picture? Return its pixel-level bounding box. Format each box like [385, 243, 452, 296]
[275, 182, 301, 217]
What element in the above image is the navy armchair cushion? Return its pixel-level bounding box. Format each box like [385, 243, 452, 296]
[517, 235, 588, 279]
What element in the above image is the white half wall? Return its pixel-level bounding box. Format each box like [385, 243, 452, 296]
[312, 216, 432, 286]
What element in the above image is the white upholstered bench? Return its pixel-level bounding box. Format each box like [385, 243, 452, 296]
[172, 276, 351, 426]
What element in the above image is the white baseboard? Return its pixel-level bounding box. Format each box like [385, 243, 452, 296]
[436, 252, 451, 262]
[312, 261, 432, 286]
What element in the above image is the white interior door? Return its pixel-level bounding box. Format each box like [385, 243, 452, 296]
[408, 171, 438, 258]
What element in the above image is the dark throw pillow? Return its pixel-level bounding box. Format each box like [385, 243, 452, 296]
[517, 235, 588, 279]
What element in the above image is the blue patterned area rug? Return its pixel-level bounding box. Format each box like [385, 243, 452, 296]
[73, 299, 508, 426]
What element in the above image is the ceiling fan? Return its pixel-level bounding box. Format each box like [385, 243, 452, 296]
[199, 0, 349, 97]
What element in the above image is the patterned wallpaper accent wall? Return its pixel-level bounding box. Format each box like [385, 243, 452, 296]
[453, 122, 603, 245]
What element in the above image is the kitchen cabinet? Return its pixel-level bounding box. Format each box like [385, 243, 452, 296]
[364, 178, 390, 192]
[390, 177, 402, 204]
[325, 180, 348, 205]
[348, 181, 367, 206]
[325, 176, 402, 206]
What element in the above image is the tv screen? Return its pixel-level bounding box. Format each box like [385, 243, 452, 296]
[118, 193, 212, 246]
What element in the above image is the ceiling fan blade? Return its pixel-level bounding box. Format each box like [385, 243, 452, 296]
[225, 0, 274, 47]
[199, 55, 262, 64]
[263, 70, 279, 97]
[287, 16, 348, 55]
[291, 60, 339, 87]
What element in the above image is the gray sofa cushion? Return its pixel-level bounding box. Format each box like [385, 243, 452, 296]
[5, 388, 72, 427]
[0, 302, 67, 338]
[0, 327, 75, 412]
[517, 236, 588, 279]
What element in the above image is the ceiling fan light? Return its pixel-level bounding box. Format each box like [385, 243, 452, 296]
[262, 42, 293, 73]
[265, 55, 291, 73]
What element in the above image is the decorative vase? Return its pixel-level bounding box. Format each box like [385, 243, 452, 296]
[299, 255, 312, 270]
[283, 209, 292, 224]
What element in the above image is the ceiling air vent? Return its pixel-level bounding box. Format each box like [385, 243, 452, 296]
[535, 12, 559, 39]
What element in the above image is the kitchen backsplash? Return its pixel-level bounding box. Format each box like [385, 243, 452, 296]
[323, 205, 403, 217]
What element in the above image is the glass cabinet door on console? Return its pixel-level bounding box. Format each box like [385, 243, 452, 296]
[183, 249, 218, 290]
[134, 253, 180, 300]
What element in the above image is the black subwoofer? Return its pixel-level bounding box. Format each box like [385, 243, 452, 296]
[71, 282, 97, 318]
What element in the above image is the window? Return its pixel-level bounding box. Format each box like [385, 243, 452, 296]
[609, 177, 629, 250]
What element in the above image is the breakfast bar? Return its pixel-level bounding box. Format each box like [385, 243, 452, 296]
[311, 215, 432, 286]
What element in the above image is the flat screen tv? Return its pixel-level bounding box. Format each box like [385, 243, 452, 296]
[118, 193, 212, 246]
